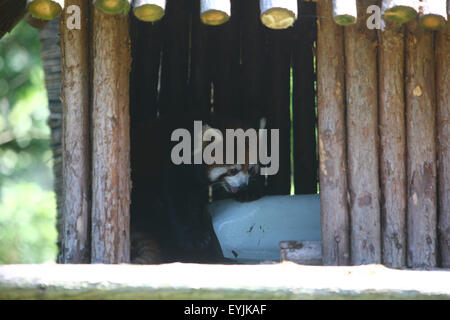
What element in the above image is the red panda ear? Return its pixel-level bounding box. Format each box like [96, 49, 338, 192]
[259, 117, 267, 130]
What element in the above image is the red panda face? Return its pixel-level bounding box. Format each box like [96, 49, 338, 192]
[207, 163, 260, 193]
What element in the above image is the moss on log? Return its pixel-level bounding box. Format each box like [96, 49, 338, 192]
[27, 0, 63, 20]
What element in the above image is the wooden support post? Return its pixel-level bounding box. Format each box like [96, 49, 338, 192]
[93, 0, 131, 15]
[133, 0, 166, 22]
[159, 0, 190, 116]
[207, 0, 241, 118]
[332, 0, 357, 25]
[260, 0, 297, 29]
[317, 0, 350, 266]
[264, 29, 291, 195]
[381, 0, 419, 24]
[200, 0, 231, 26]
[27, 0, 64, 20]
[59, 0, 91, 264]
[436, 21, 449, 268]
[378, 22, 406, 268]
[293, 1, 317, 195]
[345, 0, 381, 265]
[188, 0, 211, 114]
[405, 20, 437, 268]
[91, 7, 131, 264]
[419, 0, 447, 31]
[240, 0, 266, 123]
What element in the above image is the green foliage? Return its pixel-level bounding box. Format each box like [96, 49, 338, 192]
[0, 21, 57, 264]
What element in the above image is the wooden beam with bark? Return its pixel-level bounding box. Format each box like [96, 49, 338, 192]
[59, 0, 91, 264]
[317, 0, 350, 266]
[200, 0, 231, 26]
[436, 21, 450, 268]
[260, 0, 297, 29]
[381, 0, 419, 24]
[405, 20, 437, 268]
[419, 0, 447, 31]
[344, 0, 381, 265]
[332, 0, 357, 25]
[91, 7, 131, 264]
[378, 22, 406, 268]
[133, 0, 166, 22]
[27, 0, 64, 20]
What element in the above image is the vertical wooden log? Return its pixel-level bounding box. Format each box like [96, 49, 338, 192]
[129, 15, 162, 123]
[200, 0, 231, 26]
[332, 0, 357, 25]
[345, 0, 381, 265]
[293, 1, 317, 195]
[260, 0, 297, 29]
[435, 21, 449, 268]
[419, 0, 447, 31]
[39, 19, 64, 261]
[59, 0, 91, 264]
[317, 0, 350, 266]
[405, 20, 437, 268]
[133, 0, 166, 22]
[189, 0, 211, 115]
[381, 0, 419, 24]
[91, 7, 131, 264]
[265, 28, 291, 195]
[159, 0, 190, 116]
[93, 0, 131, 15]
[378, 22, 406, 268]
[240, 0, 266, 124]
[208, 0, 241, 118]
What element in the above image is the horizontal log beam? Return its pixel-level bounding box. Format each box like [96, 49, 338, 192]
[0, 264, 449, 299]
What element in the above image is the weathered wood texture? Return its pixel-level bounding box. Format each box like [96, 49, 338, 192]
[378, 22, 406, 268]
[381, 0, 419, 24]
[436, 22, 450, 268]
[332, 0, 357, 25]
[91, 7, 131, 264]
[39, 19, 64, 261]
[345, 0, 381, 265]
[1, 264, 449, 299]
[293, 1, 317, 195]
[280, 241, 322, 265]
[59, 0, 91, 264]
[158, 0, 190, 116]
[317, 0, 350, 266]
[405, 20, 437, 268]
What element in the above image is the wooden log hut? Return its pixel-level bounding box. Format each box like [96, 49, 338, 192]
[0, 0, 448, 269]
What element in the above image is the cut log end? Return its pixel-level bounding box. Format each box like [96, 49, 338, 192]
[25, 13, 49, 29]
[200, 10, 230, 26]
[134, 4, 165, 22]
[383, 6, 418, 24]
[95, 0, 131, 15]
[28, 0, 62, 21]
[261, 8, 296, 30]
[419, 15, 446, 31]
[333, 14, 357, 26]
